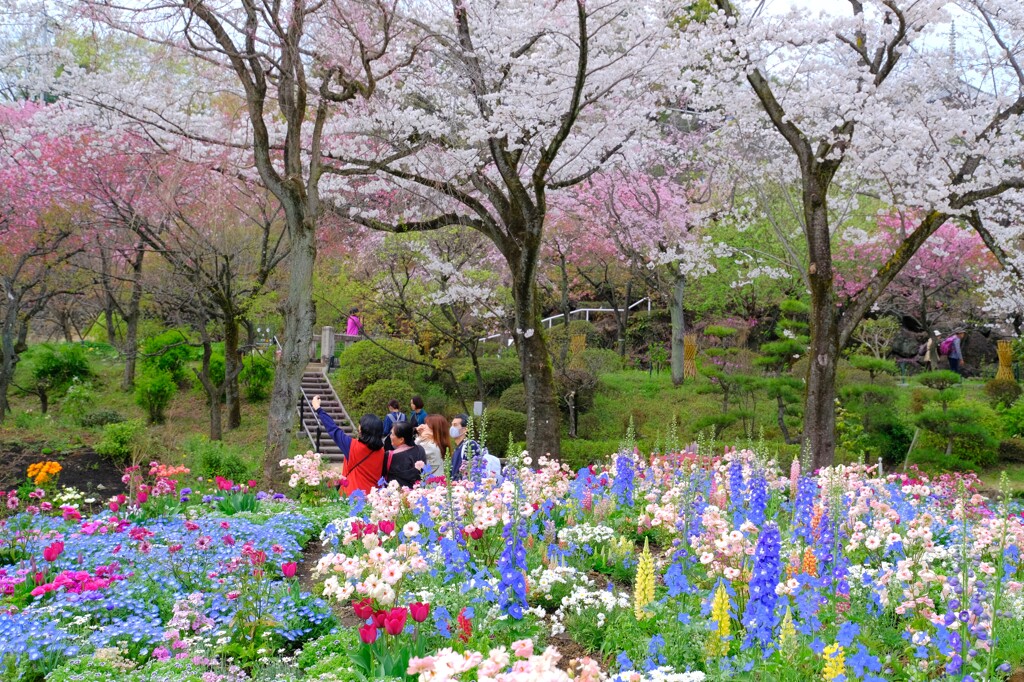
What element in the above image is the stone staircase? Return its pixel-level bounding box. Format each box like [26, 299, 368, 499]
[298, 362, 355, 464]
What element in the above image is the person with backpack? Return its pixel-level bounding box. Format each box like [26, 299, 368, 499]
[311, 395, 385, 497]
[383, 421, 426, 488]
[382, 399, 406, 436]
[941, 329, 967, 375]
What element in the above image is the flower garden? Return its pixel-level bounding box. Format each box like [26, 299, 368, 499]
[1, 446, 1022, 682]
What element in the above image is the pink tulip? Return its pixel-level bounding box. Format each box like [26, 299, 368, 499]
[281, 562, 297, 578]
[358, 624, 378, 644]
[409, 601, 430, 623]
[42, 541, 64, 562]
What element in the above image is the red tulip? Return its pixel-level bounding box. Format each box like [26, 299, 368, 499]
[42, 541, 64, 562]
[33, 572, 44, 585]
[108, 501, 119, 513]
[247, 480, 257, 489]
[470, 527, 484, 541]
[378, 520, 395, 535]
[352, 598, 374, 621]
[371, 610, 387, 628]
[358, 624, 378, 644]
[250, 550, 267, 566]
[384, 607, 407, 636]
[281, 562, 297, 578]
[409, 601, 430, 623]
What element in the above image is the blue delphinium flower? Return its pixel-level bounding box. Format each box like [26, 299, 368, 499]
[747, 469, 768, 527]
[496, 469, 529, 619]
[742, 522, 782, 654]
[611, 452, 635, 507]
[793, 476, 817, 543]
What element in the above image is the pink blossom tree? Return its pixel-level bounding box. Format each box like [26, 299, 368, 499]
[836, 213, 997, 337]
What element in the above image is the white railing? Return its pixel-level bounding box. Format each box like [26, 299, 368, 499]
[478, 297, 652, 343]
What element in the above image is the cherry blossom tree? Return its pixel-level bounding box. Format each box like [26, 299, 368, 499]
[330, 0, 685, 458]
[836, 213, 997, 336]
[689, 0, 1024, 466]
[556, 166, 719, 382]
[0, 104, 86, 419]
[50, 0, 418, 479]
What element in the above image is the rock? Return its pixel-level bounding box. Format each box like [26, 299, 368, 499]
[891, 332, 920, 359]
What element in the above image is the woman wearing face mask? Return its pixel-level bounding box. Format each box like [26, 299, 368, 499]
[415, 414, 449, 476]
[311, 395, 385, 497]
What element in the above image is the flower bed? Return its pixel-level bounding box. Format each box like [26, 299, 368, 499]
[0, 449, 1022, 681]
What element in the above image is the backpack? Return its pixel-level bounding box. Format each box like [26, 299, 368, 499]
[939, 336, 955, 356]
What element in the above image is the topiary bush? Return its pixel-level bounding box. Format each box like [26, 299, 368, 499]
[135, 369, 177, 424]
[240, 354, 275, 401]
[500, 383, 527, 413]
[355, 378, 416, 417]
[21, 343, 95, 413]
[984, 378, 1022, 409]
[459, 355, 523, 399]
[547, 320, 608, 352]
[140, 329, 196, 386]
[94, 419, 145, 464]
[336, 339, 425, 399]
[1002, 398, 1024, 438]
[483, 408, 526, 457]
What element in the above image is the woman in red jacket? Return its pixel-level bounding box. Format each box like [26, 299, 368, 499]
[312, 395, 385, 496]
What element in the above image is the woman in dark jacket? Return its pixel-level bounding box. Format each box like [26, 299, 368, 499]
[384, 421, 426, 488]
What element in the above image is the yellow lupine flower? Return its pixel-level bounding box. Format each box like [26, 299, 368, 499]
[779, 605, 797, 655]
[633, 538, 655, 620]
[707, 583, 731, 657]
[822, 643, 845, 681]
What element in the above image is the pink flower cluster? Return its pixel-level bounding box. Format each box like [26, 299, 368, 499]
[30, 563, 126, 597]
[408, 641, 603, 682]
[279, 450, 327, 488]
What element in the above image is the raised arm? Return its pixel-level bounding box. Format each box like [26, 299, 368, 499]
[312, 395, 352, 458]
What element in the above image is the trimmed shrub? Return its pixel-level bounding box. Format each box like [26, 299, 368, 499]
[459, 355, 523, 399]
[500, 383, 527, 413]
[140, 329, 196, 385]
[135, 369, 177, 424]
[984, 378, 1022, 409]
[557, 438, 622, 470]
[336, 339, 425, 399]
[61, 379, 97, 425]
[22, 344, 95, 413]
[483, 408, 526, 457]
[581, 348, 623, 375]
[182, 435, 256, 482]
[79, 410, 126, 428]
[917, 400, 1000, 469]
[1002, 399, 1024, 438]
[240, 354, 275, 402]
[355, 379, 416, 417]
[547, 320, 608, 352]
[95, 419, 145, 464]
[998, 438, 1024, 464]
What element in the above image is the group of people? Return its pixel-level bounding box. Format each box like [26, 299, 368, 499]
[310, 394, 502, 497]
[919, 329, 967, 375]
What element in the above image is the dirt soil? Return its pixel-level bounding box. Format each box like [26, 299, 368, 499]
[297, 535, 363, 628]
[0, 440, 127, 496]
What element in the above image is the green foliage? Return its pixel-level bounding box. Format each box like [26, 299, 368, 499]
[355, 378, 416, 417]
[998, 438, 1024, 464]
[985, 378, 1022, 409]
[94, 419, 145, 464]
[140, 329, 195, 385]
[916, 401, 999, 468]
[483, 408, 526, 457]
[463, 355, 523, 398]
[240, 354, 274, 401]
[60, 379, 97, 425]
[841, 384, 912, 465]
[692, 412, 741, 438]
[79, 410, 126, 428]
[20, 343, 95, 413]
[581, 348, 624, 375]
[181, 435, 257, 481]
[134, 369, 177, 424]
[916, 370, 962, 393]
[703, 324, 737, 340]
[1002, 399, 1024, 438]
[336, 339, 425, 398]
[547, 320, 607, 351]
[500, 383, 527, 413]
[216, 492, 260, 515]
[848, 355, 898, 383]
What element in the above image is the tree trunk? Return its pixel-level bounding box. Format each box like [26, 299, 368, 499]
[194, 340, 224, 441]
[224, 318, 242, 429]
[0, 302, 22, 420]
[803, 186, 840, 470]
[263, 213, 317, 484]
[566, 391, 577, 439]
[120, 247, 145, 391]
[511, 270, 561, 460]
[470, 352, 486, 402]
[618, 280, 633, 358]
[669, 274, 686, 386]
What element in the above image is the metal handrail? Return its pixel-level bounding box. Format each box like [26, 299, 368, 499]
[478, 297, 652, 343]
[297, 390, 323, 454]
